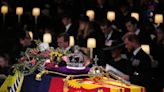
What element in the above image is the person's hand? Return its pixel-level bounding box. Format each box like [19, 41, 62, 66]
[121, 74, 130, 80]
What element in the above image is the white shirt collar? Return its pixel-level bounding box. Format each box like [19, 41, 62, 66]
[133, 47, 141, 56]
[65, 23, 72, 32]
[106, 30, 113, 40]
[135, 29, 140, 35]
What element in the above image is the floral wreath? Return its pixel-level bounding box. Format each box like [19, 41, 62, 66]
[13, 40, 71, 76]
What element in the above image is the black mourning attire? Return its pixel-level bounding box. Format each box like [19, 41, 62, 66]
[130, 48, 152, 92]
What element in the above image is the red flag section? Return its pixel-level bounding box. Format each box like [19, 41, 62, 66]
[49, 77, 64, 92]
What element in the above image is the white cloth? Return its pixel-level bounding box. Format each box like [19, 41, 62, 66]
[133, 47, 141, 56]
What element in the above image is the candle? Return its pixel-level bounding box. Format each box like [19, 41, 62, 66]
[131, 12, 139, 21]
[28, 31, 33, 41]
[107, 11, 115, 21]
[86, 10, 95, 21]
[32, 7, 40, 17]
[69, 36, 74, 46]
[16, 7, 23, 15]
[1, 5, 8, 23]
[43, 33, 52, 43]
[87, 38, 96, 48]
[141, 44, 150, 55]
[16, 7, 23, 23]
[154, 14, 163, 25]
[32, 7, 40, 24]
[87, 38, 96, 59]
[1, 5, 8, 14]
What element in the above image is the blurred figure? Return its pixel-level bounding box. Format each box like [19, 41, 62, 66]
[151, 24, 164, 92]
[56, 32, 70, 66]
[156, 25, 164, 45]
[98, 19, 123, 67]
[18, 30, 37, 52]
[125, 17, 152, 45]
[105, 41, 130, 74]
[0, 53, 10, 71]
[115, 1, 131, 34]
[122, 33, 152, 92]
[57, 32, 89, 54]
[56, 32, 91, 67]
[99, 19, 122, 46]
[57, 32, 69, 49]
[19, 31, 33, 48]
[0, 53, 10, 86]
[61, 13, 78, 37]
[76, 15, 93, 46]
[93, 0, 110, 21]
[11, 30, 36, 64]
[76, 15, 105, 56]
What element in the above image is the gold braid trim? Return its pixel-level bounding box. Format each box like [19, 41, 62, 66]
[35, 66, 131, 86]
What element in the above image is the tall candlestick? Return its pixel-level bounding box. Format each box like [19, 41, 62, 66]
[32, 7, 40, 24]
[1, 5, 8, 23]
[16, 7, 23, 23]
[16, 7, 23, 15]
[18, 15, 21, 24]
[1, 5, 8, 14]
[69, 36, 74, 46]
[87, 38, 96, 59]
[90, 48, 93, 59]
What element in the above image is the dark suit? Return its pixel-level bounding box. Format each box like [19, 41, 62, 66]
[130, 49, 152, 92]
[65, 23, 78, 37]
[105, 29, 122, 44]
[99, 30, 122, 67]
[11, 41, 37, 64]
[137, 29, 152, 45]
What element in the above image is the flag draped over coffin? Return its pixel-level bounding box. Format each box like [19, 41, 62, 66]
[1, 71, 146, 92]
[49, 77, 146, 92]
[0, 70, 24, 92]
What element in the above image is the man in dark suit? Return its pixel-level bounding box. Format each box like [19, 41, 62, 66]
[125, 17, 152, 45]
[122, 33, 152, 92]
[98, 19, 122, 66]
[99, 19, 122, 47]
[11, 30, 36, 64]
[61, 13, 78, 38]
